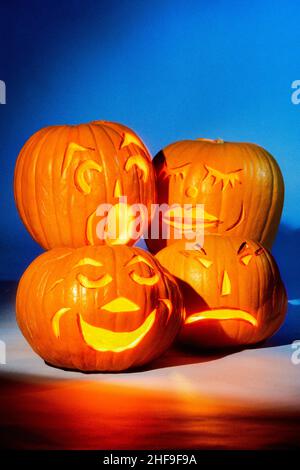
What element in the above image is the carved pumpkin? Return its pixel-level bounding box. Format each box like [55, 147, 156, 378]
[156, 235, 287, 348]
[16, 245, 183, 371]
[146, 139, 284, 253]
[14, 120, 156, 249]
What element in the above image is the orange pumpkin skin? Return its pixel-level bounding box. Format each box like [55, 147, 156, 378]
[146, 139, 284, 253]
[156, 236, 287, 348]
[14, 121, 156, 249]
[16, 245, 183, 372]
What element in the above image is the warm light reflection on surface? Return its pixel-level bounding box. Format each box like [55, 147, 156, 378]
[0, 374, 299, 450]
[2, 282, 300, 450]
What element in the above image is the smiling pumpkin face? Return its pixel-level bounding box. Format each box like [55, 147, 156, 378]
[156, 236, 287, 348]
[16, 246, 183, 371]
[146, 139, 284, 253]
[14, 120, 156, 249]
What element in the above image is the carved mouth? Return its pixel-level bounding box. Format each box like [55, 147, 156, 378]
[162, 204, 245, 234]
[51, 298, 172, 353]
[78, 309, 157, 352]
[163, 207, 222, 231]
[185, 308, 257, 326]
[225, 204, 245, 232]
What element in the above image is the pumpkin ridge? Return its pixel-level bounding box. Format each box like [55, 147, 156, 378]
[33, 126, 56, 249]
[51, 125, 68, 247]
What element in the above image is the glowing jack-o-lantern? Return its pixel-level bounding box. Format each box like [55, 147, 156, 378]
[16, 245, 184, 371]
[146, 139, 284, 253]
[156, 235, 287, 348]
[14, 120, 156, 249]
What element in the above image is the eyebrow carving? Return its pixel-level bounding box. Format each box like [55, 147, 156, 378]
[120, 132, 145, 151]
[47, 278, 64, 292]
[168, 162, 191, 179]
[237, 241, 249, 255]
[255, 247, 264, 256]
[124, 155, 149, 182]
[61, 142, 95, 176]
[74, 258, 104, 268]
[126, 255, 154, 269]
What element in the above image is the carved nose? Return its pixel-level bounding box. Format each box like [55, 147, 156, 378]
[102, 297, 140, 312]
[113, 179, 122, 197]
[221, 270, 231, 296]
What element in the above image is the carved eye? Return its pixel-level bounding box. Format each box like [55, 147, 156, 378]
[77, 273, 113, 289]
[74, 160, 103, 194]
[126, 255, 160, 286]
[125, 155, 149, 182]
[238, 242, 264, 266]
[203, 165, 242, 190]
[130, 271, 159, 286]
[237, 242, 253, 266]
[74, 257, 113, 288]
[237, 241, 249, 254]
[61, 142, 103, 195]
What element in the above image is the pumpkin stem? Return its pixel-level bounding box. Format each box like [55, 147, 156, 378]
[196, 138, 224, 144]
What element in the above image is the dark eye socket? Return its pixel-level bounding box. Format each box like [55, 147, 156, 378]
[237, 241, 248, 254]
[238, 242, 265, 256]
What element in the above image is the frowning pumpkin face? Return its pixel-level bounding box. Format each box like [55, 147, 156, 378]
[14, 120, 156, 249]
[156, 236, 287, 348]
[146, 139, 284, 253]
[16, 246, 183, 371]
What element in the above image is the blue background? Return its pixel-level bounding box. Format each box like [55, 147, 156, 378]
[0, 0, 299, 300]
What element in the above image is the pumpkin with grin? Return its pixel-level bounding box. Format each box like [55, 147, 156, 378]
[14, 120, 156, 248]
[156, 235, 287, 348]
[16, 245, 184, 371]
[147, 139, 284, 253]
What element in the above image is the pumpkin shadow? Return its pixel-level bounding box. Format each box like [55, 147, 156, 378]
[137, 277, 248, 373]
[145, 223, 300, 369]
[135, 344, 242, 372]
[44, 345, 238, 374]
